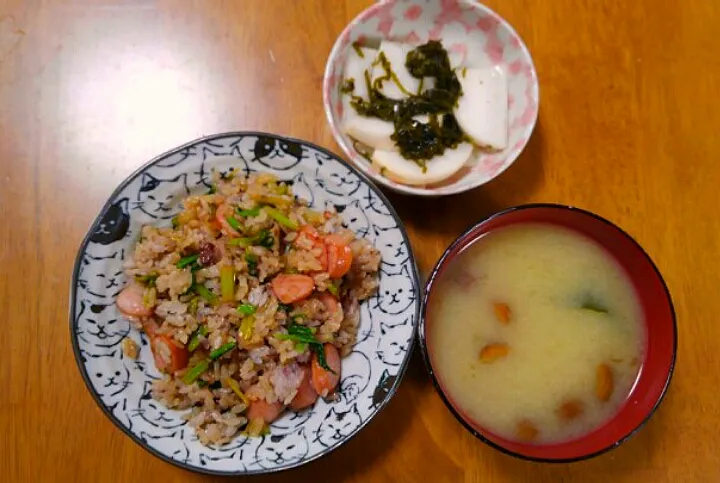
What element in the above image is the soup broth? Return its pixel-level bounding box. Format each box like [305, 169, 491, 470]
[428, 223, 645, 444]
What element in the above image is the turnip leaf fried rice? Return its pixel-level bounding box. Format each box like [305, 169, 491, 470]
[115, 169, 381, 445]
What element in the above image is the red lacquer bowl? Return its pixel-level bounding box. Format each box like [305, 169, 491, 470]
[419, 204, 677, 462]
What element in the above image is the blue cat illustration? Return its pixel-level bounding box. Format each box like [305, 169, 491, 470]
[286, 171, 314, 207]
[89, 363, 132, 399]
[372, 264, 415, 315]
[371, 369, 398, 407]
[135, 172, 189, 219]
[312, 404, 362, 448]
[139, 430, 190, 463]
[252, 136, 304, 170]
[155, 146, 197, 168]
[272, 406, 313, 433]
[376, 338, 409, 368]
[76, 300, 131, 349]
[255, 426, 309, 468]
[130, 380, 186, 430]
[332, 199, 371, 239]
[336, 350, 372, 405]
[90, 198, 129, 245]
[199, 449, 247, 468]
[313, 159, 363, 200]
[77, 251, 125, 301]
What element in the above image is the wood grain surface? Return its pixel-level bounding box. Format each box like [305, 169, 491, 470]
[1, 0, 719, 481]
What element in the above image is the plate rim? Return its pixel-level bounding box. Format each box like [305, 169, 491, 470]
[68, 131, 421, 476]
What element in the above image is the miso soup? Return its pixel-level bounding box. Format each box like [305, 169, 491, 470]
[428, 223, 645, 443]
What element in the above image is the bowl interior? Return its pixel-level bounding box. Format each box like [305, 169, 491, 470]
[421, 205, 676, 461]
[323, 0, 539, 196]
[71, 132, 420, 475]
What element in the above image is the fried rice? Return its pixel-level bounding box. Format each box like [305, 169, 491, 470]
[115, 170, 381, 445]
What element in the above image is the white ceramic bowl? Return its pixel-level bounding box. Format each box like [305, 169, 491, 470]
[323, 0, 539, 196]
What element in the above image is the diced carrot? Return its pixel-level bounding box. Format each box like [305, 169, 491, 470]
[246, 399, 285, 423]
[556, 399, 585, 422]
[289, 365, 318, 410]
[516, 420, 539, 441]
[311, 344, 341, 398]
[325, 234, 353, 279]
[116, 284, 154, 317]
[596, 363, 614, 402]
[271, 274, 315, 304]
[493, 302, 512, 325]
[151, 335, 189, 373]
[479, 342, 510, 363]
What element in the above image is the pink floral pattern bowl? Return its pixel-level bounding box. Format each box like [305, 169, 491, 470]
[323, 0, 539, 196]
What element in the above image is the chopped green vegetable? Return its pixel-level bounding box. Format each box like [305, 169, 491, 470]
[275, 322, 317, 344]
[228, 237, 252, 248]
[239, 315, 255, 340]
[253, 229, 275, 248]
[197, 380, 208, 388]
[327, 280, 339, 297]
[142, 286, 156, 308]
[193, 284, 217, 304]
[294, 342, 308, 353]
[209, 341, 237, 360]
[237, 207, 261, 217]
[182, 360, 210, 384]
[277, 303, 291, 312]
[225, 378, 250, 405]
[373, 51, 414, 97]
[230, 230, 273, 249]
[187, 325, 209, 352]
[264, 207, 299, 230]
[171, 216, 180, 228]
[209, 381, 222, 390]
[220, 265, 235, 302]
[188, 296, 199, 315]
[257, 194, 291, 207]
[177, 253, 200, 269]
[290, 313, 307, 322]
[245, 252, 259, 276]
[274, 323, 335, 373]
[352, 41, 364, 58]
[225, 215, 242, 232]
[581, 300, 610, 314]
[207, 185, 217, 195]
[237, 303, 256, 316]
[276, 332, 317, 344]
[312, 344, 335, 374]
[135, 272, 158, 287]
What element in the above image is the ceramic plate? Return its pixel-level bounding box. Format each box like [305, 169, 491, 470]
[69, 132, 420, 475]
[323, 0, 539, 196]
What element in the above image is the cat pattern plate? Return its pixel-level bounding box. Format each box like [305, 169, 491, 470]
[70, 132, 420, 475]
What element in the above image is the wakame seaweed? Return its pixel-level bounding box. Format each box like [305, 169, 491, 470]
[347, 40, 465, 169]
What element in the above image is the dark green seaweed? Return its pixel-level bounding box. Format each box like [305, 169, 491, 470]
[347, 40, 466, 169]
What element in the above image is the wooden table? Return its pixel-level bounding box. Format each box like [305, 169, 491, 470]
[2, 0, 719, 481]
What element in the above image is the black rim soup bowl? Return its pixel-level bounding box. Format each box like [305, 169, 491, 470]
[418, 204, 676, 463]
